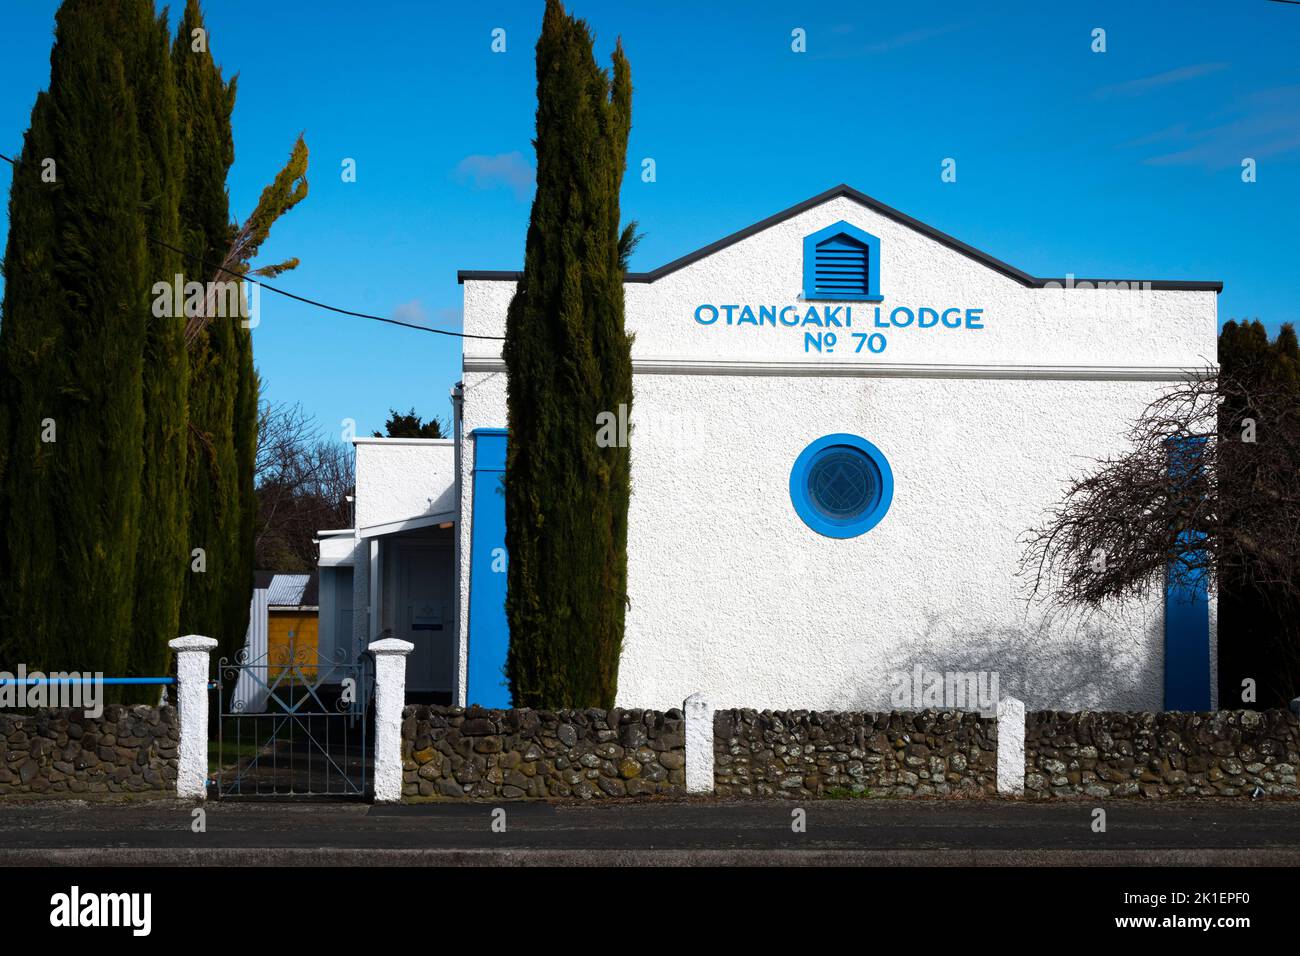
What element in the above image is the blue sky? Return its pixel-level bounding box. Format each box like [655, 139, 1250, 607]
[2, 0, 1298, 436]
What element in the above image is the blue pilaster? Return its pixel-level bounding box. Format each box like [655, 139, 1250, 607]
[467, 428, 511, 707]
[1164, 437, 1211, 710]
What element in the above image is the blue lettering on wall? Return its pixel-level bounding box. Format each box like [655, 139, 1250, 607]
[692, 302, 986, 357]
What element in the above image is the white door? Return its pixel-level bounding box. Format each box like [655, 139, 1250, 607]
[394, 542, 454, 692]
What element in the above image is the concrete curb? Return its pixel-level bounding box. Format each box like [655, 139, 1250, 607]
[3, 847, 1300, 867]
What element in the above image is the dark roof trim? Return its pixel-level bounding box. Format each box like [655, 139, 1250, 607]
[457, 184, 1222, 293]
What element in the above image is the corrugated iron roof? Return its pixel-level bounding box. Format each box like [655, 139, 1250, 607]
[252, 567, 318, 606]
[265, 574, 308, 606]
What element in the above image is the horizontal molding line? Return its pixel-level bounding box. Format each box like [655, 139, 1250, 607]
[352, 437, 455, 446]
[462, 355, 1209, 382]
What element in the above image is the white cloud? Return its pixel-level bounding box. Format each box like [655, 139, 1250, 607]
[1094, 62, 1228, 99]
[391, 299, 428, 325]
[1132, 84, 1300, 169]
[453, 151, 534, 201]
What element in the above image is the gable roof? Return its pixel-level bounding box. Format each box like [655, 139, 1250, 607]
[254, 571, 319, 608]
[458, 184, 1221, 292]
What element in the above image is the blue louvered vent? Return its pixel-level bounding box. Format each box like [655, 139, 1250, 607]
[813, 234, 870, 297]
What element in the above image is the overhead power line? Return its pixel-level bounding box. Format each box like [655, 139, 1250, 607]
[0, 150, 504, 341]
[147, 236, 504, 340]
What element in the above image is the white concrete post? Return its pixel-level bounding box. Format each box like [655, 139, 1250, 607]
[996, 696, 1026, 796]
[369, 638, 413, 803]
[168, 634, 217, 800]
[684, 692, 714, 794]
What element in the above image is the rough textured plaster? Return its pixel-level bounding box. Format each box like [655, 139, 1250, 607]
[685, 692, 714, 793]
[370, 638, 413, 802]
[464, 195, 1215, 370]
[997, 696, 1026, 795]
[169, 635, 216, 799]
[354, 441, 456, 530]
[456, 194, 1218, 711]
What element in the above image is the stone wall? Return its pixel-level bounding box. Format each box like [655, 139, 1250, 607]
[0, 706, 179, 796]
[713, 709, 998, 798]
[401, 705, 686, 800]
[1024, 709, 1300, 799]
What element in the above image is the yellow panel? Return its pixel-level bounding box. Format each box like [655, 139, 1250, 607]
[266, 611, 320, 683]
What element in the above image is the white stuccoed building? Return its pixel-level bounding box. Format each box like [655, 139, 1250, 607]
[320, 185, 1219, 714]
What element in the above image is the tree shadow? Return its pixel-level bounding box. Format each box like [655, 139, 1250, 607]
[838, 602, 1162, 712]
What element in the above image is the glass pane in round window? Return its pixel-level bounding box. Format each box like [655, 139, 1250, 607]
[807, 448, 880, 521]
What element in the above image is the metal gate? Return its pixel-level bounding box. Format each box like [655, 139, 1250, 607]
[212, 643, 373, 799]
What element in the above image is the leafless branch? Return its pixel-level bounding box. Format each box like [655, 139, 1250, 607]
[253, 401, 354, 570]
[1019, 363, 1300, 613]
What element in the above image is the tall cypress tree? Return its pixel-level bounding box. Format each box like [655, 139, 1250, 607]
[1, 0, 302, 678]
[173, 2, 306, 660]
[503, 0, 634, 708]
[1217, 320, 1300, 706]
[218, 140, 309, 660]
[173, 0, 240, 658]
[128, 2, 188, 694]
[227, 351, 259, 659]
[0, 0, 151, 675]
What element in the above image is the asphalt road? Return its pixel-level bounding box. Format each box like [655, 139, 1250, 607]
[2, 797, 1299, 865]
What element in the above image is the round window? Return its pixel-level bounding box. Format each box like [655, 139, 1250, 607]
[790, 434, 893, 538]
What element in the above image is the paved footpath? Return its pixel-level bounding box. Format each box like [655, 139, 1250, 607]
[1, 797, 1299, 866]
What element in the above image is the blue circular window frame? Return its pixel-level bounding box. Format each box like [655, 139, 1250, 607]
[789, 434, 894, 538]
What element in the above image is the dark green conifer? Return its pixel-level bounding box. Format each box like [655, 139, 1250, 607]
[227, 348, 259, 659]
[174, 2, 306, 659]
[0, 0, 153, 675]
[173, 0, 240, 658]
[1217, 320, 1300, 706]
[1, 0, 304, 677]
[503, 0, 634, 707]
[129, 1, 188, 693]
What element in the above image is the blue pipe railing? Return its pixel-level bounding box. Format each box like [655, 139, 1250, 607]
[0, 677, 175, 685]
